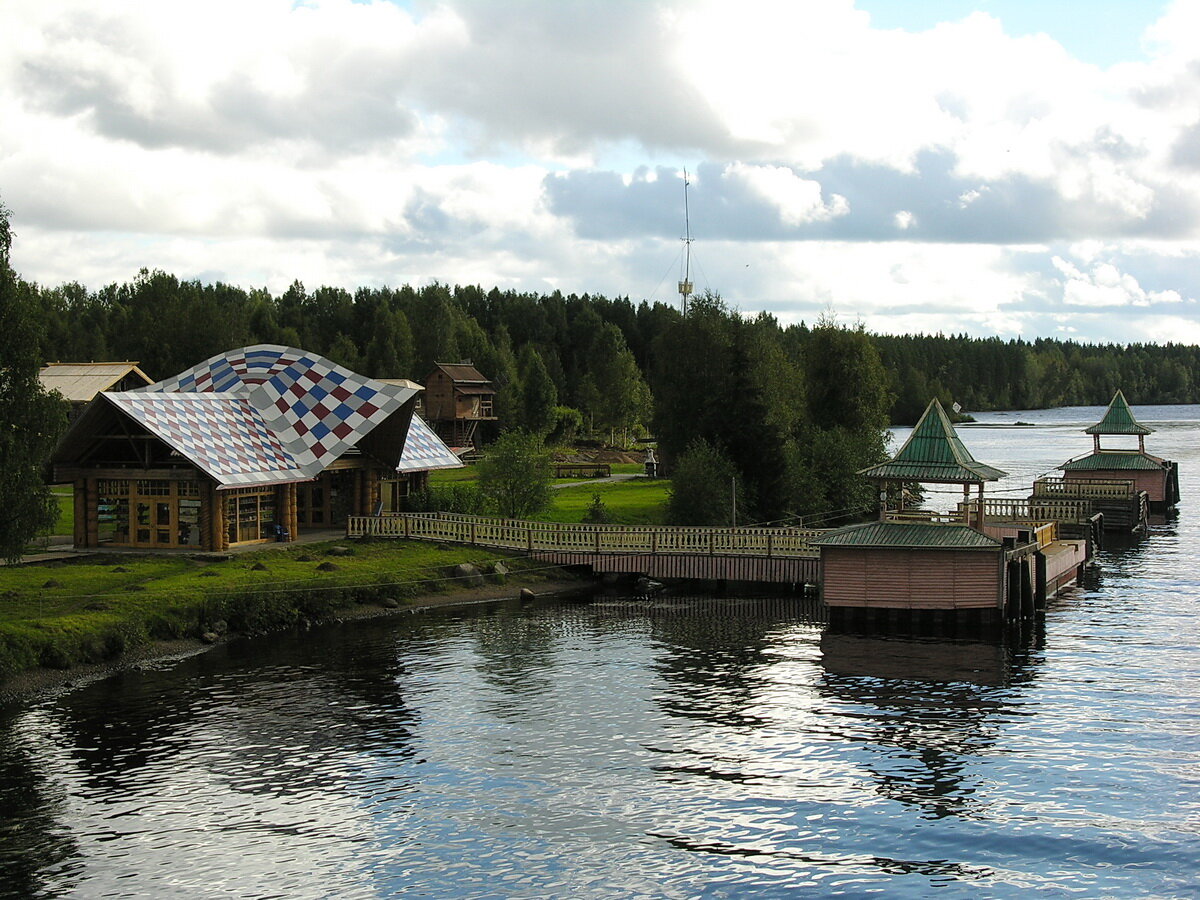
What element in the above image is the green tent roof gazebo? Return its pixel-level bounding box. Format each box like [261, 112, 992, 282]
[860, 398, 1006, 484]
[859, 398, 1005, 526]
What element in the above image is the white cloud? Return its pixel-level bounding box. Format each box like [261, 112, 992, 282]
[2, 0, 1200, 344]
[1055, 256, 1174, 308]
[726, 163, 848, 226]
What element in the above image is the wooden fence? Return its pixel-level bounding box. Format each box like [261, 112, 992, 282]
[959, 497, 1095, 524]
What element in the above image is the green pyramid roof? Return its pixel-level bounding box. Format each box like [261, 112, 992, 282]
[1085, 390, 1153, 435]
[859, 398, 1006, 484]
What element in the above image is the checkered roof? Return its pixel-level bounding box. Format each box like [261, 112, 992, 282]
[397, 413, 463, 473]
[112, 345, 418, 488]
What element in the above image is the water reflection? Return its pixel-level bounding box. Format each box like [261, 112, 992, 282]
[0, 711, 84, 899]
[817, 631, 1039, 820]
[3, 446, 1200, 900]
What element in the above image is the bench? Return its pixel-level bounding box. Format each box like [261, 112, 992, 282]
[553, 463, 611, 478]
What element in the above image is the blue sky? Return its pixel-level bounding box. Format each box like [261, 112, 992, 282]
[859, 1, 1168, 67]
[3, 0, 1200, 345]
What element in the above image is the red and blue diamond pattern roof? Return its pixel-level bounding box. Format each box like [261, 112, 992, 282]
[107, 345, 422, 489]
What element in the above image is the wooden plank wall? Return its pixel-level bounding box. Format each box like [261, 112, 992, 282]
[822, 548, 1002, 610]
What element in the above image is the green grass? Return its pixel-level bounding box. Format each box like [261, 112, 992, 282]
[0, 539, 575, 681]
[429, 466, 479, 485]
[50, 488, 73, 536]
[542, 477, 671, 525]
[429, 463, 671, 525]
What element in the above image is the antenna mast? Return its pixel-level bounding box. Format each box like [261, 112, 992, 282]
[678, 169, 693, 315]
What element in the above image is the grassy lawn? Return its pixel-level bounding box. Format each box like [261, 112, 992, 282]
[429, 464, 670, 525]
[429, 466, 479, 485]
[0, 539, 574, 680]
[541, 478, 670, 525]
[50, 488, 73, 536]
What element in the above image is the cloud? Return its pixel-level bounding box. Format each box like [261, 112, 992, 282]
[3, 0, 1200, 346]
[1053, 255, 1184, 308]
[547, 151, 1200, 244]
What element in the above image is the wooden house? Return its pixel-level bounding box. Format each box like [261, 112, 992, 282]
[50, 345, 460, 552]
[1056, 391, 1179, 515]
[422, 362, 497, 449]
[814, 399, 1088, 625]
[39, 361, 153, 420]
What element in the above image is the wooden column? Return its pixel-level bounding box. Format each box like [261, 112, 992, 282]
[208, 485, 228, 552]
[364, 468, 380, 516]
[85, 478, 100, 547]
[199, 480, 212, 551]
[287, 483, 298, 541]
[74, 478, 89, 548]
[277, 483, 298, 542]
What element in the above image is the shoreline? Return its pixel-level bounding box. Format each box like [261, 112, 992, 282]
[0, 577, 595, 708]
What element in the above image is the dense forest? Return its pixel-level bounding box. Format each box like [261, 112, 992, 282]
[27, 268, 1200, 427]
[11, 263, 1200, 527]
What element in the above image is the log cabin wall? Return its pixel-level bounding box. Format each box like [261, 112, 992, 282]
[424, 370, 454, 421]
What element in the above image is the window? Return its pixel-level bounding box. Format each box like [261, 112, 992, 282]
[97, 479, 202, 548]
[225, 487, 276, 544]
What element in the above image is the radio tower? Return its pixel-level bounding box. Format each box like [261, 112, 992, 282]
[678, 169, 693, 315]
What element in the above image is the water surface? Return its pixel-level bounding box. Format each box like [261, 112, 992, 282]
[2, 405, 1199, 897]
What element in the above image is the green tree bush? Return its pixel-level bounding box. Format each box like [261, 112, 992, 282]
[476, 430, 552, 519]
[666, 438, 745, 526]
[0, 197, 68, 562]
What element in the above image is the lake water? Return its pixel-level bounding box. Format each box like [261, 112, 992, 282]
[2, 405, 1200, 898]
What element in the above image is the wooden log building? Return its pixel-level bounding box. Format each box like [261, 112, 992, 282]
[422, 362, 497, 452]
[50, 345, 461, 552]
[38, 361, 154, 421]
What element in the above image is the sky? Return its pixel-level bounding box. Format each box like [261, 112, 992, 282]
[3, 0, 1200, 345]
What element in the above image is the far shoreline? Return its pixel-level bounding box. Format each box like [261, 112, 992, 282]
[0, 577, 595, 709]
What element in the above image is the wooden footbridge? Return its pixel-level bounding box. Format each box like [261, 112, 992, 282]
[346, 513, 824, 584]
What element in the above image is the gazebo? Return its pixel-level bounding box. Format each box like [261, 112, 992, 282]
[858, 397, 1005, 528]
[1056, 391, 1179, 514]
[813, 399, 1084, 624]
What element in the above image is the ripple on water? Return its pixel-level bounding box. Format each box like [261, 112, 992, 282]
[5, 408, 1200, 897]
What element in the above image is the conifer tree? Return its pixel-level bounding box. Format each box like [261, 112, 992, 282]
[0, 197, 68, 562]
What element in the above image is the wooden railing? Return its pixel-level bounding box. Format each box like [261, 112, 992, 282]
[346, 512, 823, 558]
[1033, 477, 1134, 500]
[985, 520, 1058, 553]
[959, 497, 1095, 524]
[885, 509, 969, 525]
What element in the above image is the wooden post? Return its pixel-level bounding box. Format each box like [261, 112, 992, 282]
[74, 478, 89, 548]
[1021, 558, 1035, 617]
[1034, 552, 1048, 609]
[286, 482, 298, 542]
[212, 486, 228, 552]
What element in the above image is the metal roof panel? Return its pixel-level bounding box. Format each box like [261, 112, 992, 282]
[813, 521, 1002, 550]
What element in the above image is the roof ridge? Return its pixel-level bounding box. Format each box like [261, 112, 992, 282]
[1085, 390, 1153, 435]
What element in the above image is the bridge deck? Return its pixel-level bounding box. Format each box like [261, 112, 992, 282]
[347, 513, 823, 584]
